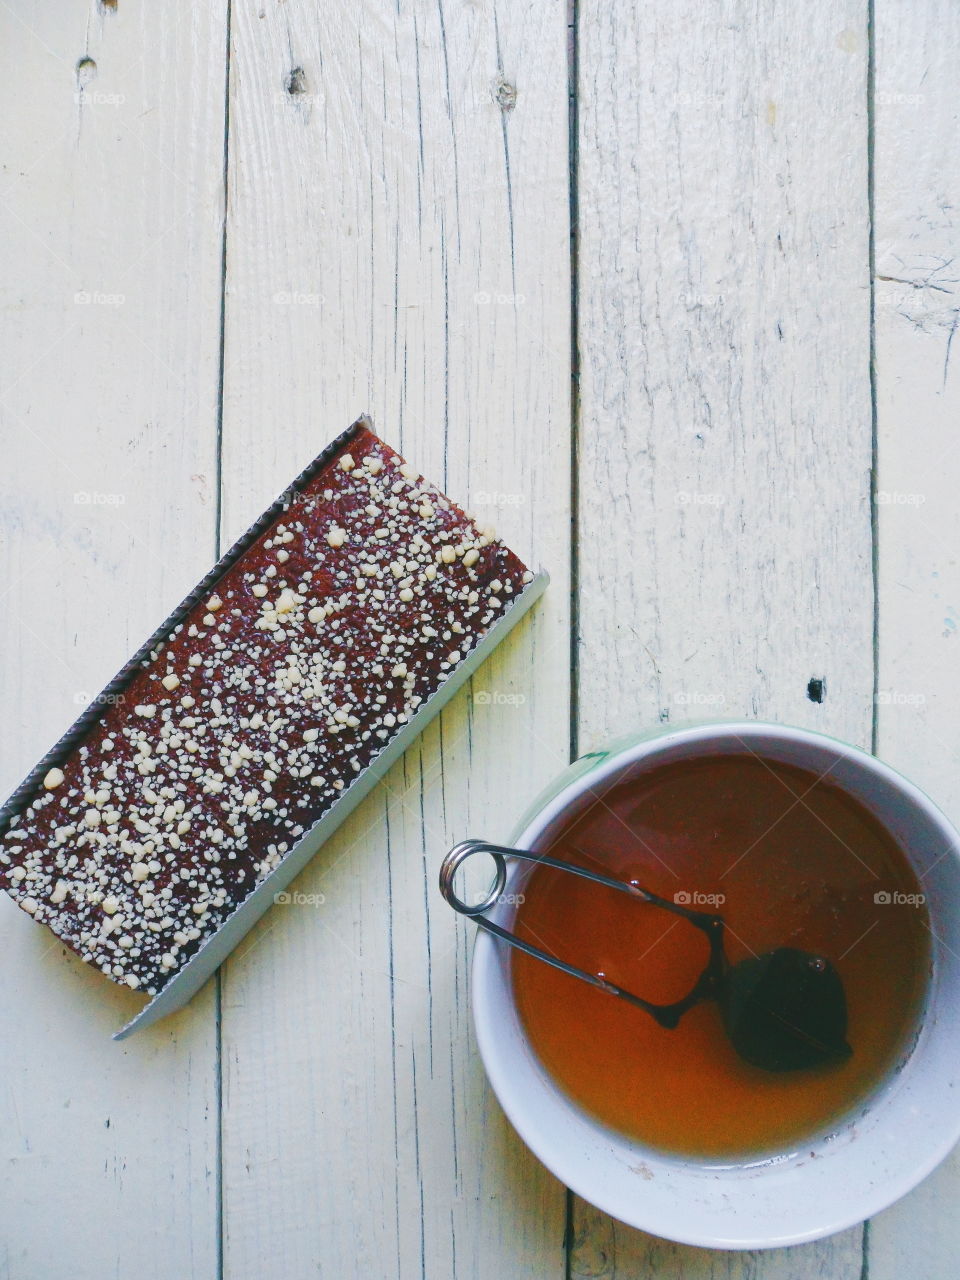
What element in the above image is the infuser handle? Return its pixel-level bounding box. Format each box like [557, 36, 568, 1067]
[438, 839, 725, 1031]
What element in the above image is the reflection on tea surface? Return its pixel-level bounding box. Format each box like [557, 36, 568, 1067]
[511, 755, 930, 1159]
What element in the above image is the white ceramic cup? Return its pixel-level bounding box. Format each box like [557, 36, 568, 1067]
[469, 721, 960, 1249]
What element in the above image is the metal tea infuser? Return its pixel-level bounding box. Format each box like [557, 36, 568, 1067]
[440, 838, 852, 1073]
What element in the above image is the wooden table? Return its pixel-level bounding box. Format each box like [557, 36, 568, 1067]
[1, 1, 957, 1276]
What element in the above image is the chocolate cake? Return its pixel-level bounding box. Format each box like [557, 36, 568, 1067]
[0, 424, 534, 996]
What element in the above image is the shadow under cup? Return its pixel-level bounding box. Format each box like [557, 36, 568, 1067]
[470, 723, 960, 1249]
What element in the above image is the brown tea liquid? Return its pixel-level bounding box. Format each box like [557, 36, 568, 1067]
[511, 755, 930, 1160]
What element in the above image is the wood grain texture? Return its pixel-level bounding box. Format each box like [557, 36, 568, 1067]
[3, 0, 957, 1274]
[868, 3, 960, 1276]
[573, 0, 872, 1274]
[0, 2, 227, 1277]
[217, 2, 571, 1276]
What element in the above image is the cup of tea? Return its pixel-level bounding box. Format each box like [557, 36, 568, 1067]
[458, 722, 960, 1248]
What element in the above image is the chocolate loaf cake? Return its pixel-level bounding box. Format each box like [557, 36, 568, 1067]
[0, 424, 534, 996]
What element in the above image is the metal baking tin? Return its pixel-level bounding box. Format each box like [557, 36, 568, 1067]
[0, 416, 548, 1038]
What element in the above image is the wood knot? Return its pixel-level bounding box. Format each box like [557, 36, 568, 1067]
[494, 75, 517, 111]
[76, 56, 97, 90]
[285, 66, 308, 96]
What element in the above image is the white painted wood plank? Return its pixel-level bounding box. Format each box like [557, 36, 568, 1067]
[572, 1208, 865, 1279]
[0, 3, 227, 1277]
[218, 3, 570, 1277]
[574, 0, 872, 1273]
[868, 2, 960, 1275]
